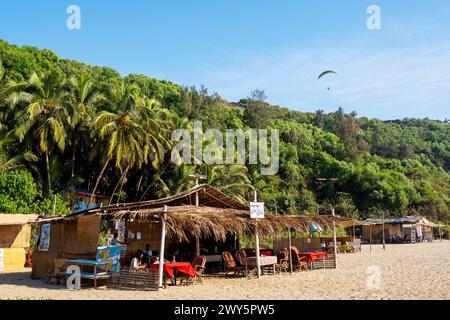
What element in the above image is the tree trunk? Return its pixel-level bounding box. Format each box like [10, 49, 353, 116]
[136, 172, 144, 192]
[116, 166, 129, 205]
[139, 183, 153, 202]
[109, 167, 126, 205]
[45, 149, 52, 194]
[88, 159, 110, 208]
[71, 137, 77, 178]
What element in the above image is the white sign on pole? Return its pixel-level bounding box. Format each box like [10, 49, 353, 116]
[0, 249, 4, 273]
[250, 202, 265, 219]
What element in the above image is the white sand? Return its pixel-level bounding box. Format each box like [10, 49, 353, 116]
[1, 242, 449, 300]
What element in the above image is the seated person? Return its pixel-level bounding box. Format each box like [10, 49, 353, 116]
[143, 244, 153, 264]
[109, 232, 120, 246]
[130, 250, 147, 271]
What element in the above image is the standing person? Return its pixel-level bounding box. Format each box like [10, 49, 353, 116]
[143, 244, 153, 264]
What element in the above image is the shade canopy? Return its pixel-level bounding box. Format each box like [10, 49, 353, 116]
[33, 185, 357, 242]
[101, 205, 353, 242]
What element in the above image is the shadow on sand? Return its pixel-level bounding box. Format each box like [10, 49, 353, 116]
[0, 271, 68, 291]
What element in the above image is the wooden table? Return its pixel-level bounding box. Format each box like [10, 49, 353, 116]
[67, 259, 111, 289]
[150, 262, 196, 286]
[298, 252, 328, 270]
[246, 256, 278, 275]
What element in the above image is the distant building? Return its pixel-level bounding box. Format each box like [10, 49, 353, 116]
[361, 216, 443, 244]
[67, 189, 110, 213]
[0, 214, 38, 273]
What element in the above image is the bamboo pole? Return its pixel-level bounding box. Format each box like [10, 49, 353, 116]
[382, 212, 386, 251]
[195, 187, 200, 256]
[158, 206, 168, 289]
[254, 190, 261, 278]
[288, 228, 293, 274]
[332, 208, 337, 268]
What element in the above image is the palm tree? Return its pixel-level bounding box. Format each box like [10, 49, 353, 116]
[10, 71, 70, 193]
[204, 164, 252, 203]
[0, 129, 37, 172]
[90, 83, 171, 205]
[67, 74, 102, 178]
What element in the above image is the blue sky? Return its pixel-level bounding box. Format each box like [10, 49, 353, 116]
[1, 0, 449, 120]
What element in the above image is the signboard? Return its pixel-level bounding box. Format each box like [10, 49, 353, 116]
[0, 249, 4, 273]
[97, 245, 122, 272]
[38, 223, 51, 252]
[250, 202, 265, 219]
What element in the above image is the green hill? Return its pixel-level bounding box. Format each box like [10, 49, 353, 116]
[0, 39, 448, 223]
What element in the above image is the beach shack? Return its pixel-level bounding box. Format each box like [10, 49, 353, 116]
[31, 185, 352, 288]
[361, 216, 443, 244]
[31, 214, 101, 279]
[0, 214, 38, 273]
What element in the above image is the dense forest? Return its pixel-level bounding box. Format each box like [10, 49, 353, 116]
[0, 39, 449, 224]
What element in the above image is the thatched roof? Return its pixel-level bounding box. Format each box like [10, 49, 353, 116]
[34, 185, 357, 242]
[0, 214, 39, 226]
[68, 185, 248, 218]
[101, 205, 353, 242]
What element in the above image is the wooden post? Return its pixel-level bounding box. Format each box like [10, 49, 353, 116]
[21, 223, 25, 248]
[158, 206, 168, 289]
[382, 212, 386, 251]
[332, 208, 337, 269]
[254, 190, 261, 278]
[53, 194, 57, 215]
[288, 228, 293, 274]
[195, 178, 200, 256]
[439, 225, 442, 242]
[369, 224, 372, 253]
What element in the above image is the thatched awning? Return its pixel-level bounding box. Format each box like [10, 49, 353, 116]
[102, 205, 353, 242]
[96, 184, 248, 212]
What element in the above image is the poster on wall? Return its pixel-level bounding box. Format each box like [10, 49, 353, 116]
[0, 249, 4, 273]
[115, 219, 126, 243]
[38, 223, 51, 251]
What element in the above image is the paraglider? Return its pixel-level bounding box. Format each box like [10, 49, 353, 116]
[318, 70, 337, 80]
[318, 70, 337, 90]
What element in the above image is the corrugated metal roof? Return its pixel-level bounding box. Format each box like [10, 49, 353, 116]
[364, 216, 442, 227]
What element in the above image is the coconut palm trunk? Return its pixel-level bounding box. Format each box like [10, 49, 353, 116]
[116, 166, 130, 204]
[88, 159, 109, 208]
[45, 149, 52, 193]
[109, 166, 129, 205]
[71, 136, 77, 178]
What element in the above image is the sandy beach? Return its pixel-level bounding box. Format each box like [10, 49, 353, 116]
[1, 242, 449, 300]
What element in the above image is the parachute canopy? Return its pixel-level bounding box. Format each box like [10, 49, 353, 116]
[318, 70, 337, 80]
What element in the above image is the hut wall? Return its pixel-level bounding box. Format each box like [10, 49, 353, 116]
[362, 224, 403, 243]
[0, 224, 31, 249]
[1, 248, 27, 272]
[362, 225, 384, 242]
[31, 215, 101, 279]
[125, 221, 177, 257]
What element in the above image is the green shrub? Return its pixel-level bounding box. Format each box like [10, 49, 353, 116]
[0, 170, 70, 215]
